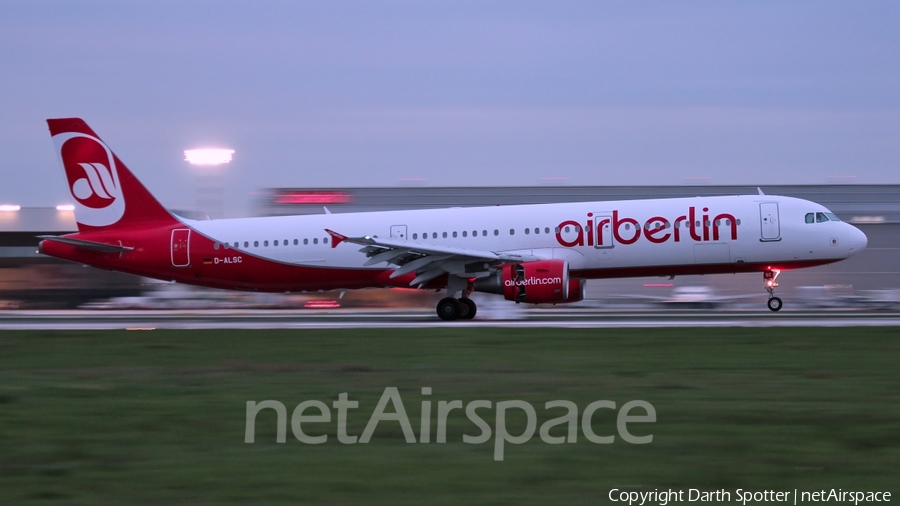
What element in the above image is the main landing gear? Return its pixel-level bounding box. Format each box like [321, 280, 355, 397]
[436, 297, 477, 321]
[764, 269, 782, 312]
[436, 277, 477, 321]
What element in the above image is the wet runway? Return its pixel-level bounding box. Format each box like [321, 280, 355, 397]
[1, 308, 899, 329]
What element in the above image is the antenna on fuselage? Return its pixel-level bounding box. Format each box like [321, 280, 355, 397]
[757, 187, 765, 195]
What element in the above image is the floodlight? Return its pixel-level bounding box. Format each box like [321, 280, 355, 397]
[184, 149, 234, 165]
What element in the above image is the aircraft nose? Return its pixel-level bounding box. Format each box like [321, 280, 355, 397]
[845, 224, 867, 256]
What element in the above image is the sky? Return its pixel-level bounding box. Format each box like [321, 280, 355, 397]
[1, 1, 898, 213]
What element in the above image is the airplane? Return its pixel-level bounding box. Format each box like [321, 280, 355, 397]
[38, 118, 868, 320]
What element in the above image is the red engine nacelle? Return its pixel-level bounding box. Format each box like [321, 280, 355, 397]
[563, 278, 585, 303]
[475, 259, 576, 304]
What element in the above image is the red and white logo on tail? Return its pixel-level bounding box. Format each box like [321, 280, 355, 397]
[52, 131, 125, 227]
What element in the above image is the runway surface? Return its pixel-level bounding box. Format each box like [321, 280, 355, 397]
[1, 308, 900, 329]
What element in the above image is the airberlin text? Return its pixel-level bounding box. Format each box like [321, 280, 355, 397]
[245, 387, 656, 461]
[556, 207, 738, 248]
[504, 276, 563, 287]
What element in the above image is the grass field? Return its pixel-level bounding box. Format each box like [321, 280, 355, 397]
[1, 327, 898, 505]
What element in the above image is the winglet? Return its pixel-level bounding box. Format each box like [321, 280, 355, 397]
[325, 229, 347, 248]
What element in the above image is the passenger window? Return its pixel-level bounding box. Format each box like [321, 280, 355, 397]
[254, 241, 259, 247]
[294, 239, 298, 245]
[443, 232, 448, 238]
[264, 241, 269, 247]
[534, 227, 539, 234]
[244, 241, 249, 248]
[462, 231, 467, 237]
[525, 228, 530, 235]
[432, 233, 437, 239]
[453, 231, 458, 238]
[413, 233, 418, 240]
[304, 239, 308, 245]
[274, 240, 278, 246]
[816, 212, 828, 223]
[214, 243, 219, 250]
[324, 237, 328, 244]
[564, 226, 570, 233]
[483, 230, 487, 236]
[473, 230, 477, 237]
[805, 213, 815, 224]
[494, 230, 499, 236]
[544, 227, 550, 234]
[313, 238, 318, 244]
[510, 229, 515, 235]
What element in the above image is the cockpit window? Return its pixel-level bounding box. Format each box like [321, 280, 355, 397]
[806, 211, 841, 223]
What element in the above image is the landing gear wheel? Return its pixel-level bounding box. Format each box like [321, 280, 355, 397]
[437, 297, 461, 321]
[763, 269, 782, 313]
[458, 298, 477, 320]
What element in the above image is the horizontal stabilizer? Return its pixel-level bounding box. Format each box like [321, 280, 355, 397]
[37, 235, 134, 253]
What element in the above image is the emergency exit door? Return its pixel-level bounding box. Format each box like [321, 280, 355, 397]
[759, 203, 781, 241]
[171, 229, 191, 267]
[390, 225, 408, 240]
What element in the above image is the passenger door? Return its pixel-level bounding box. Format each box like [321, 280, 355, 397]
[171, 229, 191, 267]
[759, 203, 781, 241]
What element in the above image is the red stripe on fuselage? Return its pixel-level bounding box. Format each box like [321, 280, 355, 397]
[572, 259, 840, 279]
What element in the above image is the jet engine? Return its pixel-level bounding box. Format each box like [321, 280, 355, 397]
[474, 260, 582, 304]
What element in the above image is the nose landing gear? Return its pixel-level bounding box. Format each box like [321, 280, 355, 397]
[764, 269, 782, 312]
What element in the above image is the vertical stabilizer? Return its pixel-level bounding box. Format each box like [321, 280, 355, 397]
[47, 118, 178, 232]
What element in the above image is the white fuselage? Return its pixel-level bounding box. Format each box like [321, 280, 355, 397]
[186, 194, 866, 278]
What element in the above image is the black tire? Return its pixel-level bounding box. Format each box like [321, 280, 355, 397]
[437, 297, 461, 321]
[458, 298, 477, 320]
[767, 297, 783, 312]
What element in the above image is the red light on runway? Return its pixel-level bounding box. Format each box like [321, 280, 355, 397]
[304, 300, 341, 309]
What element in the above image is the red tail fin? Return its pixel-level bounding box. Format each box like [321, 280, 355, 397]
[47, 118, 178, 232]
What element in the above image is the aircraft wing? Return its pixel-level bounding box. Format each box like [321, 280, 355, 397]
[325, 229, 538, 286]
